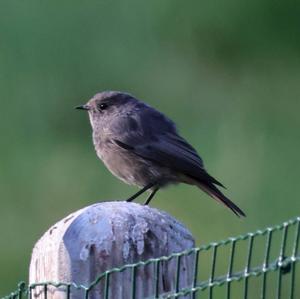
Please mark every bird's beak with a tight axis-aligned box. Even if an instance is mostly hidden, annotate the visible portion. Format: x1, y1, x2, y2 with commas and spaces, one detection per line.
75, 104, 90, 111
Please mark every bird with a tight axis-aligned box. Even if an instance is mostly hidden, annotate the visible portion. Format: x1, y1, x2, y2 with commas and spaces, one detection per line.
76, 91, 245, 217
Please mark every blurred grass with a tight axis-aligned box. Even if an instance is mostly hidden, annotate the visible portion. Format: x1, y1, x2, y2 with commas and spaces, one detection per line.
0, 0, 300, 296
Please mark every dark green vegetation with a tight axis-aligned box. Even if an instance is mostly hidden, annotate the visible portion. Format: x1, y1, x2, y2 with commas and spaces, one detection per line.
0, 0, 299, 296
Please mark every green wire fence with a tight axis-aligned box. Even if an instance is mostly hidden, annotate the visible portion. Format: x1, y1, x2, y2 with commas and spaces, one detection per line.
3, 216, 300, 299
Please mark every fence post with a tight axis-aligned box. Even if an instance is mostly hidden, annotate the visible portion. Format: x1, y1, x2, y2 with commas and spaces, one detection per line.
29, 201, 195, 298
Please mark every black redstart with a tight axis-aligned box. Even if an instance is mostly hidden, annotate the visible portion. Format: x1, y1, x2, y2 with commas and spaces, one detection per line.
76, 91, 245, 217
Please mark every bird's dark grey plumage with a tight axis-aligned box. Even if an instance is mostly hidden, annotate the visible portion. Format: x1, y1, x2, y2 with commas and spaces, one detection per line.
76, 91, 245, 217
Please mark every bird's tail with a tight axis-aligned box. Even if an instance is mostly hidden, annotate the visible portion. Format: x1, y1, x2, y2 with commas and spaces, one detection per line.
196, 181, 246, 217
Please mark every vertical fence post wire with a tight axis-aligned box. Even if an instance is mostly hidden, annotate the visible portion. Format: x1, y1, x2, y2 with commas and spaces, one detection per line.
243, 234, 254, 299
43, 284, 47, 299
262, 229, 273, 299
277, 223, 288, 299
154, 260, 160, 298
192, 249, 200, 299
66, 284, 71, 299
290, 219, 300, 299
104, 272, 110, 299
131, 266, 137, 299
84, 288, 89, 299
28, 285, 32, 299
208, 244, 218, 299
226, 240, 236, 299
261, 229, 272, 299
175, 255, 182, 294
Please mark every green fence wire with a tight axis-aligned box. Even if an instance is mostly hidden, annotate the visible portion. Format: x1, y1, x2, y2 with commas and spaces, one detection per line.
3, 216, 300, 299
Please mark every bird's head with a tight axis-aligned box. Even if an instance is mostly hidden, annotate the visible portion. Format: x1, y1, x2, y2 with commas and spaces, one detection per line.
76, 91, 137, 129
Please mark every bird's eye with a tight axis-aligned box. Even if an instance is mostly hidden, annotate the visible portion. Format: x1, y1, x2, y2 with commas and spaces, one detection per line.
98, 103, 108, 111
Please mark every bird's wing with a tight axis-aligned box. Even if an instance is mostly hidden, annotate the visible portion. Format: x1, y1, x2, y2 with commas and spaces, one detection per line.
110, 108, 224, 188
114, 133, 224, 188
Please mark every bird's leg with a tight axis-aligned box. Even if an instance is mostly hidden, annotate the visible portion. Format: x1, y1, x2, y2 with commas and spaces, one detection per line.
126, 182, 155, 202
144, 187, 159, 205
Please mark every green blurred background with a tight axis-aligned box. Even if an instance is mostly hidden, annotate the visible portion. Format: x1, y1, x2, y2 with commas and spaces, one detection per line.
0, 0, 299, 295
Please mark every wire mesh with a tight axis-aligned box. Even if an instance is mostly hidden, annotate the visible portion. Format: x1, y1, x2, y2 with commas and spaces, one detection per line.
2, 216, 300, 299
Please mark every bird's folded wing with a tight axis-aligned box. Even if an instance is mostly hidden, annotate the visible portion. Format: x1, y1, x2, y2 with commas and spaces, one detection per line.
114, 132, 224, 188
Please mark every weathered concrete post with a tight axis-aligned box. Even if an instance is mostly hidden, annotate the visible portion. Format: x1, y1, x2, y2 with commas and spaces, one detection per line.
29, 202, 195, 298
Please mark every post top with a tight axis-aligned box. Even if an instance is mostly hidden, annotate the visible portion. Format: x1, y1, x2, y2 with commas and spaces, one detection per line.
30, 201, 195, 298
